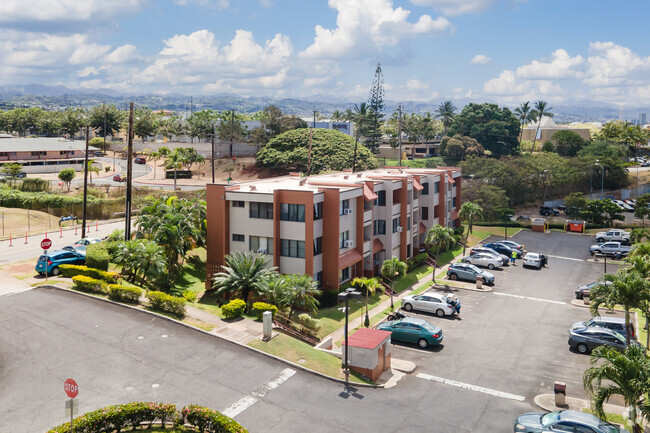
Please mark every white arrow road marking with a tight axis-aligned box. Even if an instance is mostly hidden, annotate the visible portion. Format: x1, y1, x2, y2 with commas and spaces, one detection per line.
222, 368, 296, 418
417, 373, 525, 401
494, 292, 566, 305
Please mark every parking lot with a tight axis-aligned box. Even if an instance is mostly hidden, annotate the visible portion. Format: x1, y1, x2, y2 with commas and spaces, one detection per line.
389, 229, 623, 406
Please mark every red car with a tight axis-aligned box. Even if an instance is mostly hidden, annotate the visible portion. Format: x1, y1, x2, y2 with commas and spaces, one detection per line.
134, 156, 146, 164
113, 174, 126, 182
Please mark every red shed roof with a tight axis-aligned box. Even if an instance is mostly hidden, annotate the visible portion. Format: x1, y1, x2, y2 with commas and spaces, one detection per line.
346, 328, 391, 349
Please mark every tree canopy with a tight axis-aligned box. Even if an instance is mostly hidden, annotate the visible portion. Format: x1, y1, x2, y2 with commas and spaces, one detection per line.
450, 103, 520, 157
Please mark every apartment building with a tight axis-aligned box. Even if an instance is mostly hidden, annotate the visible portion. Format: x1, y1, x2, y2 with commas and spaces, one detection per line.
206, 167, 461, 292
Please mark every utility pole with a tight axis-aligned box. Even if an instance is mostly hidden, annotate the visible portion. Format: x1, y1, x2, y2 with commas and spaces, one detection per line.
81, 126, 90, 239
313, 110, 317, 128
211, 124, 216, 183
124, 102, 134, 242
397, 104, 403, 167
307, 128, 313, 176
190, 96, 194, 143
229, 109, 235, 158
102, 101, 107, 153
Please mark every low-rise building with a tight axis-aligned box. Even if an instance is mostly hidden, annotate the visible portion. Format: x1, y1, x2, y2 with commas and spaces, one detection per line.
0, 137, 98, 174
206, 167, 461, 292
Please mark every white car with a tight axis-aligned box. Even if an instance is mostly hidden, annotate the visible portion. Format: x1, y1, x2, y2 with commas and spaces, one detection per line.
462, 253, 502, 270
523, 252, 544, 269
401, 292, 456, 317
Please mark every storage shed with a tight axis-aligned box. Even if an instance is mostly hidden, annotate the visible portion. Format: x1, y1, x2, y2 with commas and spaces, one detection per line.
343, 328, 391, 381
531, 218, 546, 233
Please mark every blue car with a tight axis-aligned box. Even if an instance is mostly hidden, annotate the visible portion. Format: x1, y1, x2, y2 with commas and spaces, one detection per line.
35, 250, 86, 276
484, 242, 522, 258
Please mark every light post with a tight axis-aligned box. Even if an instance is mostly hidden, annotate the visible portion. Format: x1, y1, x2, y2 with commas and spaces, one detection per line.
595, 162, 604, 198
338, 288, 362, 385
542, 169, 549, 204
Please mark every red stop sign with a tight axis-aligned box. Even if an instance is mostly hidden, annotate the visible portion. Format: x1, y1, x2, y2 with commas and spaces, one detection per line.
41, 238, 52, 250
64, 378, 78, 398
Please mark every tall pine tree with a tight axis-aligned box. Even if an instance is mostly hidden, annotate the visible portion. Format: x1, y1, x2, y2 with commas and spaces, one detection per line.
366, 63, 385, 153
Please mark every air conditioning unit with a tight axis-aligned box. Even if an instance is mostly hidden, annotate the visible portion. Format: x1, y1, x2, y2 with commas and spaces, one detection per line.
397, 226, 403, 232
344, 240, 354, 248
343, 209, 353, 215
257, 249, 267, 254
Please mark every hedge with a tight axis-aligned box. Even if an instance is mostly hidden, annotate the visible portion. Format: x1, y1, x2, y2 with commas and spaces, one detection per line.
108, 284, 142, 304
297, 313, 322, 331
72, 275, 107, 294
59, 264, 119, 283
177, 404, 248, 433
251, 302, 278, 320
407, 252, 429, 272
221, 299, 246, 319
146, 291, 186, 318
86, 243, 110, 271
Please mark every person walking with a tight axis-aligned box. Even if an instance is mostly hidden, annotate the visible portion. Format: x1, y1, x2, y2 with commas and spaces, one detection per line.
511, 250, 517, 265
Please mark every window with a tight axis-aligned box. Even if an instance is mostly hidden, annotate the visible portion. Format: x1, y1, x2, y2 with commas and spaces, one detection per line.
31, 151, 46, 156
232, 201, 244, 208
314, 202, 323, 220
0, 152, 8, 157
407, 216, 411, 229
249, 202, 273, 219
313, 237, 322, 255
374, 190, 386, 206
340, 231, 350, 248
434, 182, 440, 194
422, 182, 429, 195
373, 219, 386, 235
452, 197, 457, 208
59, 151, 73, 156
281, 239, 305, 258
232, 234, 244, 242
551, 422, 576, 432
339, 266, 350, 283
340, 199, 350, 215
250, 236, 273, 253
314, 271, 323, 288
392, 217, 401, 233
280, 203, 305, 222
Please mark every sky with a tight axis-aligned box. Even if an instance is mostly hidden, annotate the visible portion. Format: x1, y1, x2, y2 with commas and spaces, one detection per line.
0, 0, 648, 108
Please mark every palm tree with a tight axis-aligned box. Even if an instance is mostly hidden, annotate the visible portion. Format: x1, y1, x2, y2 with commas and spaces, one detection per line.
459, 202, 483, 255
165, 150, 186, 190
513, 101, 538, 144
134, 239, 166, 289
630, 241, 650, 259
381, 258, 407, 310
435, 101, 456, 136
86, 159, 101, 183
590, 271, 650, 345
352, 277, 381, 327
621, 255, 650, 347
212, 251, 277, 308
583, 344, 650, 433
532, 100, 554, 151
331, 110, 343, 122
425, 225, 455, 284
113, 240, 142, 280
349, 102, 368, 172
280, 274, 321, 318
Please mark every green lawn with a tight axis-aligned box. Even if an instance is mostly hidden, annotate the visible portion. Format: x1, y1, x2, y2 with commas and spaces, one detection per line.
171, 248, 207, 295
248, 333, 373, 384
314, 293, 388, 336
581, 408, 632, 431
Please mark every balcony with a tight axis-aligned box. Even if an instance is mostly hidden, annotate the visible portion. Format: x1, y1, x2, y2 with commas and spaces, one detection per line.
364, 209, 372, 224
364, 240, 372, 255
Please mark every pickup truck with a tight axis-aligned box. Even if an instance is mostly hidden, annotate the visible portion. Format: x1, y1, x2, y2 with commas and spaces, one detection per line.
589, 241, 632, 257
595, 229, 630, 244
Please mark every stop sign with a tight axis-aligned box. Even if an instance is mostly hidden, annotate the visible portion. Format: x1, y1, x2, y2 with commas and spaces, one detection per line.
41, 238, 52, 250
64, 378, 78, 398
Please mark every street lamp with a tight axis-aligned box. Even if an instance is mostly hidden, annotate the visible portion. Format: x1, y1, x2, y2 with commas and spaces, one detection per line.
595, 162, 604, 198
542, 169, 549, 204
338, 288, 362, 385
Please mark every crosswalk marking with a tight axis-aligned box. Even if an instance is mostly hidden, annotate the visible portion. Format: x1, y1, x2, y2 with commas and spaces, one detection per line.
417, 373, 525, 401
222, 368, 296, 418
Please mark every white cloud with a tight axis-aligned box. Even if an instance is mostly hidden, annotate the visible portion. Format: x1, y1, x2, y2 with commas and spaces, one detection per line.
105, 44, 140, 64
260, 0, 272, 6
173, 0, 229, 8
482, 70, 526, 95
299, 0, 451, 60
516, 49, 584, 79
470, 54, 490, 64
0, 0, 147, 25
584, 41, 650, 87
408, 0, 529, 15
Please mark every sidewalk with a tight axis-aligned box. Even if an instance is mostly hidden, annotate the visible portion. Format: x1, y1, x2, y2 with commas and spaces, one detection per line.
534, 394, 629, 421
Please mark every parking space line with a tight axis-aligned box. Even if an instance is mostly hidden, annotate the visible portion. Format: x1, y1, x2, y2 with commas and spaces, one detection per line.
547, 254, 585, 262
493, 292, 566, 305
416, 373, 525, 401
222, 368, 296, 418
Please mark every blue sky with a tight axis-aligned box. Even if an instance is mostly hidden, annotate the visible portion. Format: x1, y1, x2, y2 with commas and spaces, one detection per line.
0, 0, 648, 107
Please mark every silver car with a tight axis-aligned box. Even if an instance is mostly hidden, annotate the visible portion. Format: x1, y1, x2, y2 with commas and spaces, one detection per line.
514, 410, 628, 432
462, 253, 501, 270
522, 252, 543, 269
401, 292, 456, 317
469, 247, 509, 266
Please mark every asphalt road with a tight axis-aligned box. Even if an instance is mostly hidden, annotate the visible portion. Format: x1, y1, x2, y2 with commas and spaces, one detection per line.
0, 230, 623, 433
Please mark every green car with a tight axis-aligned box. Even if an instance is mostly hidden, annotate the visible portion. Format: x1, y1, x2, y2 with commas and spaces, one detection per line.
377, 317, 443, 348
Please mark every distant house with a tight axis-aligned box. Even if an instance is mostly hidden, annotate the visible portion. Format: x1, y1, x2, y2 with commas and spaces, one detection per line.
0, 136, 98, 174
521, 117, 590, 143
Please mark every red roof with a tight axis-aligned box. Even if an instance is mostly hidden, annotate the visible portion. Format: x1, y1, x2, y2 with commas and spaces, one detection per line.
363, 184, 378, 201
373, 238, 384, 253
339, 249, 363, 270
346, 328, 391, 349
412, 177, 424, 191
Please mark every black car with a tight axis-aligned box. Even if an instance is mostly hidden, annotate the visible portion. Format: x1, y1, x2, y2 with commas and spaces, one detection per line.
539, 206, 559, 216
483, 242, 522, 258
574, 281, 612, 300
568, 327, 639, 354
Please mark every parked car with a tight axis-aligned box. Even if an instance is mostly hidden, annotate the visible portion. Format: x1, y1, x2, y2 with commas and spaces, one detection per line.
568, 327, 639, 354
113, 174, 126, 182
134, 156, 147, 164
401, 292, 456, 317
539, 206, 559, 216
62, 245, 87, 254
514, 410, 629, 432
35, 250, 86, 276
571, 316, 636, 341
574, 281, 612, 300
589, 241, 631, 257
522, 252, 545, 269
446, 263, 495, 285
483, 242, 522, 258
74, 237, 102, 246
595, 229, 630, 244
614, 200, 634, 212
376, 317, 443, 348
496, 240, 525, 252
461, 253, 502, 270
469, 247, 509, 265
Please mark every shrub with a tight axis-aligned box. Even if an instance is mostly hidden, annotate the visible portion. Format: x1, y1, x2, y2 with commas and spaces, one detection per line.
59, 264, 119, 283
108, 284, 142, 304
297, 313, 322, 331
251, 302, 278, 320
86, 243, 110, 271
221, 299, 246, 319
146, 291, 186, 318
317, 289, 340, 308
542, 141, 555, 152
18, 177, 49, 192
182, 289, 199, 303
177, 404, 248, 433
407, 252, 429, 272
72, 275, 107, 294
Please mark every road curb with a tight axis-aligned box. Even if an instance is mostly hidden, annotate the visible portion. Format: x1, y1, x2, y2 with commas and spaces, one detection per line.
39, 284, 383, 389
